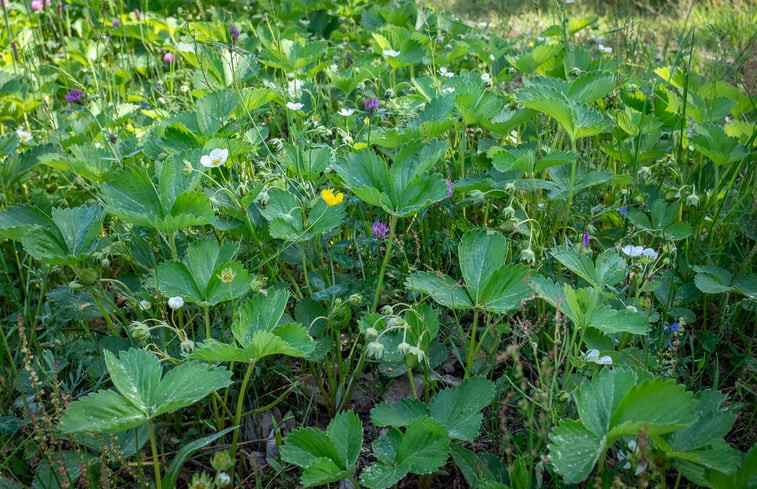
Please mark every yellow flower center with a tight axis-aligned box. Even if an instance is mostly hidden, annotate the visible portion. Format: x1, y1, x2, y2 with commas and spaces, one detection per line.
321, 189, 344, 206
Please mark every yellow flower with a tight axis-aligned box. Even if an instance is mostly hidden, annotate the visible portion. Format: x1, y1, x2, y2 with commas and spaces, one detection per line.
321, 189, 344, 206
353, 142, 368, 151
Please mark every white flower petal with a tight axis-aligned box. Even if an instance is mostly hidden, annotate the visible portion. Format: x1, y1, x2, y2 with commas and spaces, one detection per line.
167, 296, 184, 309
382, 49, 400, 58
286, 102, 304, 111
622, 245, 644, 257
338, 108, 355, 117
642, 248, 658, 260
200, 155, 214, 167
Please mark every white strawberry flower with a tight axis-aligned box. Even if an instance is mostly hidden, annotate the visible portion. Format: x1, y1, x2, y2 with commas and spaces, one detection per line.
16, 127, 32, 144
200, 148, 229, 168
382, 49, 400, 58
167, 296, 184, 309
286, 102, 304, 111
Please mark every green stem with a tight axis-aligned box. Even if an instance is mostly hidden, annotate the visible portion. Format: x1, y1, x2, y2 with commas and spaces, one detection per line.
230, 360, 257, 478
407, 368, 418, 400
301, 242, 311, 294
91, 287, 119, 338
464, 308, 480, 379
370, 215, 397, 313
168, 231, 178, 260
147, 419, 162, 489
203, 305, 211, 340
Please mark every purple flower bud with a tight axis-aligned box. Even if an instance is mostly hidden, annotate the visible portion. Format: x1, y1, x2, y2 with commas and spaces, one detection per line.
163, 52, 175, 65
371, 220, 390, 240
364, 98, 380, 112
582, 231, 590, 248
229, 25, 240, 43
445, 179, 453, 199
64, 89, 85, 104
112, 18, 122, 28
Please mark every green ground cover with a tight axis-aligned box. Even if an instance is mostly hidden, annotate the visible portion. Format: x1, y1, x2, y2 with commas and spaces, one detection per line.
0, 0, 755, 487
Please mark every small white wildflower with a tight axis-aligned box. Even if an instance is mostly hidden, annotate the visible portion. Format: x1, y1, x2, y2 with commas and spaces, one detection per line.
338, 107, 355, 117
298, 19, 310, 26
167, 296, 184, 310
641, 248, 658, 260
597, 43, 605, 52
16, 127, 32, 143
180, 84, 190, 93
688, 145, 694, 151
442, 87, 455, 94
382, 49, 400, 58
200, 148, 229, 168
286, 102, 304, 111
625, 305, 638, 313
621, 245, 644, 257
216, 472, 232, 488
481, 72, 491, 83
603, 46, 613, 54
585, 349, 613, 365
139, 299, 151, 311
489, 54, 495, 61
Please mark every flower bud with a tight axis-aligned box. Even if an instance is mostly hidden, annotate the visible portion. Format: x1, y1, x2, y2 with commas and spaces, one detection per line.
366, 341, 385, 360
520, 247, 536, 264
397, 341, 412, 355
180, 338, 195, 354
130, 321, 151, 340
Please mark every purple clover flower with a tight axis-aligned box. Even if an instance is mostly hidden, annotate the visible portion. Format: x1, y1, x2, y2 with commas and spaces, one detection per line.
229, 25, 240, 43
65, 89, 85, 104
371, 220, 390, 240
163, 52, 175, 65
445, 179, 454, 199
364, 98, 380, 113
